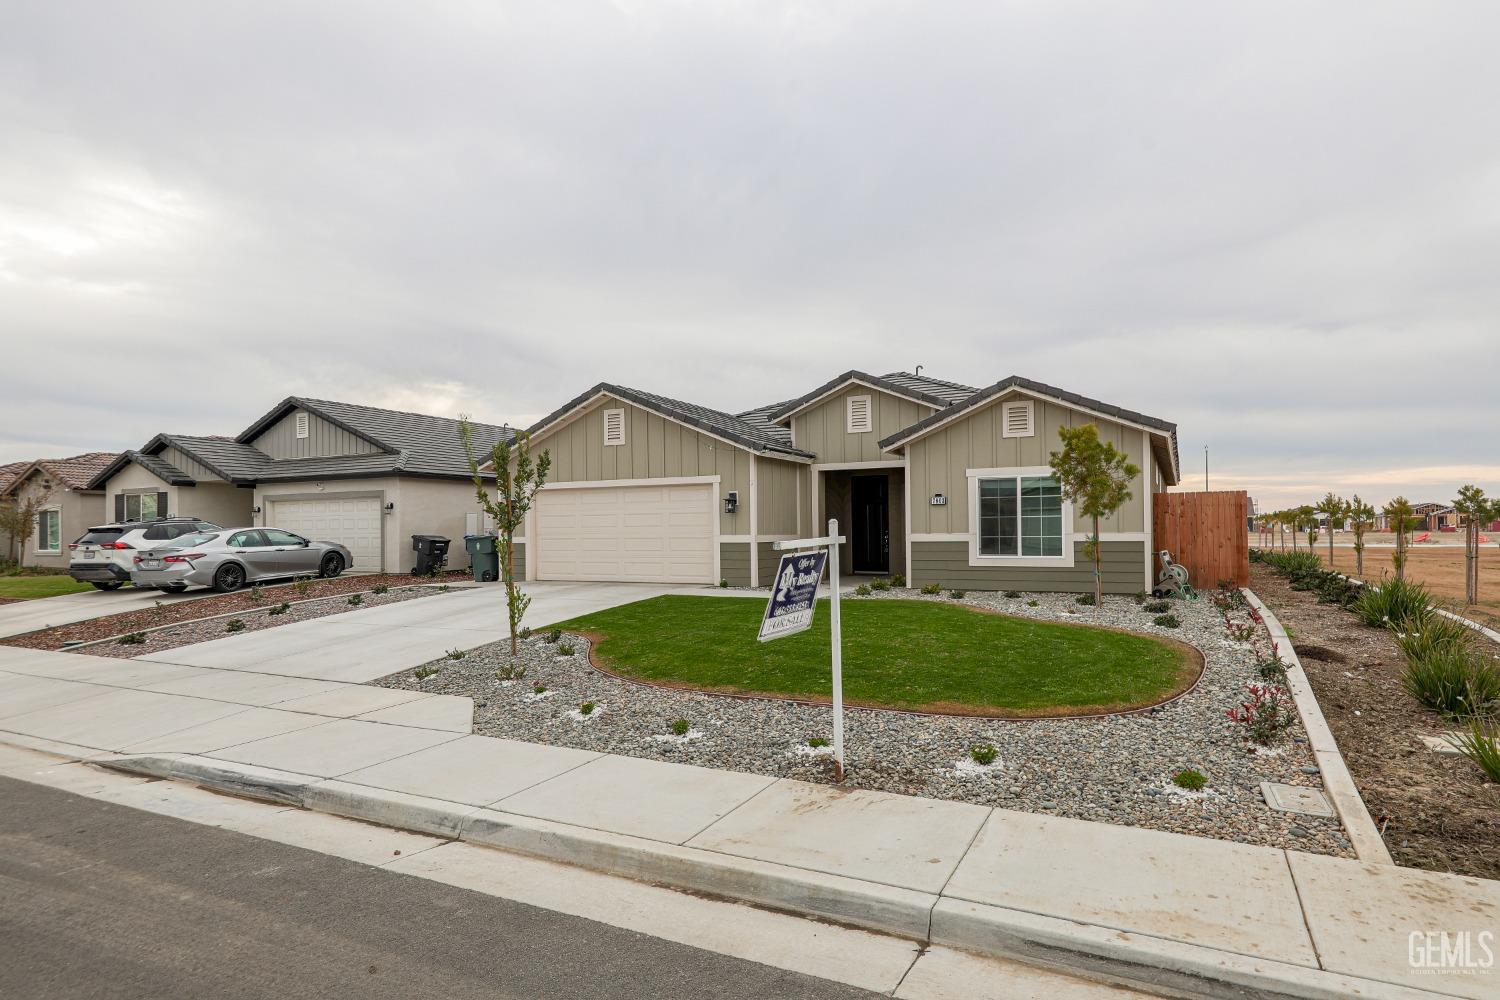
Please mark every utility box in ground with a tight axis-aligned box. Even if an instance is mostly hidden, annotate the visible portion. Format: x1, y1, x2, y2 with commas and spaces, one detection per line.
410, 534, 451, 576
464, 534, 499, 582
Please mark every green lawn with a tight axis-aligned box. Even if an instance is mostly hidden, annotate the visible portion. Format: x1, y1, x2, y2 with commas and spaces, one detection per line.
0, 575, 96, 600
554, 596, 1198, 716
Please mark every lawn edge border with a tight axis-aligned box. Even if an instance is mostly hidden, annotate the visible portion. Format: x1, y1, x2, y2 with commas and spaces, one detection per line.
1241, 588, 1394, 865
564, 597, 1208, 722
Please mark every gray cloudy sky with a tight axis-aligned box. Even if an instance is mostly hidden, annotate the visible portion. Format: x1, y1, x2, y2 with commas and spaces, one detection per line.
3, 2, 1496, 509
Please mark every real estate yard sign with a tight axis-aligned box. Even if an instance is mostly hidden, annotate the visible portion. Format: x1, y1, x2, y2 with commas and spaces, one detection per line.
757, 550, 829, 642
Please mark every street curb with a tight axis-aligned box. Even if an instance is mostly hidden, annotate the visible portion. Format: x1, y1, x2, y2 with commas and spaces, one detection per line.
1241, 589, 1394, 865
89, 751, 1455, 1000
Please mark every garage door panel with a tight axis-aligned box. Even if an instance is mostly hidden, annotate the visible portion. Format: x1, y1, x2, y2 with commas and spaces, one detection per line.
536, 484, 713, 584
268, 497, 383, 573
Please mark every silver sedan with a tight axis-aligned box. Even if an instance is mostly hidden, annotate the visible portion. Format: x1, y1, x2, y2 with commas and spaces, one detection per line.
130, 528, 354, 593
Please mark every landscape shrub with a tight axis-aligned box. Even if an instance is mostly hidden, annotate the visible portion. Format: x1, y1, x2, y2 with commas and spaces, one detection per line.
948, 589, 966, 600
1353, 577, 1433, 631
1393, 613, 1474, 664
1132, 591, 1148, 605
558, 642, 576, 656
889, 573, 906, 588
1451, 721, 1500, 782
1172, 768, 1207, 791
919, 582, 940, 595
117, 631, 146, 645
372, 583, 390, 595
268, 602, 290, 616
519, 626, 533, 639
1075, 593, 1096, 606
545, 628, 562, 644
446, 648, 465, 660
1026, 599, 1039, 607
670, 718, 691, 736
1225, 619, 1258, 643
248, 584, 265, 604
346, 593, 363, 607
1153, 614, 1181, 628
532, 682, 547, 695
1143, 600, 1171, 614
854, 583, 872, 597
807, 737, 829, 748
414, 664, 440, 680
719, 579, 728, 588
969, 743, 998, 766
496, 663, 526, 681
871, 578, 891, 592
1225, 683, 1297, 745
1004, 590, 1022, 599
1402, 648, 1500, 719
293, 579, 312, 598
1256, 655, 1289, 684
579, 701, 596, 716
225, 618, 246, 633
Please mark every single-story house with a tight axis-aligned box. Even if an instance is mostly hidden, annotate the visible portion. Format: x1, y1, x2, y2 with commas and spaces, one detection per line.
89, 399, 511, 574
1, 453, 118, 570
511, 371, 1180, 593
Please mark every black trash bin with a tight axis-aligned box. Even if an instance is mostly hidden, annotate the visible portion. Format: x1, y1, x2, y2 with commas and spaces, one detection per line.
464, 534, 499, 583
410, 534, 451, 577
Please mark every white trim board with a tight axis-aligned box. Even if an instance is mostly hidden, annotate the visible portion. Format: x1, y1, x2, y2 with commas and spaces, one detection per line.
774, 377, 940, 427
965, 467, 1075, 569
540, 475, 722, 490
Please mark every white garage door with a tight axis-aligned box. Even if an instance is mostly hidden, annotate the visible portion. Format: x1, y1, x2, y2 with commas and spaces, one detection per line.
268, 497, 383, 572
535, 484, 714, 584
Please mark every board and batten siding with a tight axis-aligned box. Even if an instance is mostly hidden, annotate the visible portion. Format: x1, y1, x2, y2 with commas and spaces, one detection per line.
754, 458, 802, 536
907, 393, 1147, 536
790, 385, 936, 464
531, 395, 754, 537
159, 447, 225, 482
911, 540, 1146, 593
720, 541, 751, 587
251, 409, 383, 461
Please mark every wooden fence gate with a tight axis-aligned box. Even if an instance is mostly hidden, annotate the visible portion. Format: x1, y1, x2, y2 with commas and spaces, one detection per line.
1152, 490, 1249, 588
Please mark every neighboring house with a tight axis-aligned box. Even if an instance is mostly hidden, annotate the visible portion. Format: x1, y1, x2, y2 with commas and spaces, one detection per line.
514, 371, 1180, 593
0, 453, 118, 569
90, 400, 510, 574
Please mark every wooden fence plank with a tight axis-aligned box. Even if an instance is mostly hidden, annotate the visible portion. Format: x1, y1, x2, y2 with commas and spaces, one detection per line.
1151, 490, 1249, 588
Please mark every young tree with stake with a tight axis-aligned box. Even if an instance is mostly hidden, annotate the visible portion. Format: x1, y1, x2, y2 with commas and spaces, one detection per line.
1347, 495, 1375, 577
1049, 424, 1140, 609
1314, 492, 1347, 568
1383, 496, 1415, 581
1453, 485, 1498, 606
459, 419, 551, 657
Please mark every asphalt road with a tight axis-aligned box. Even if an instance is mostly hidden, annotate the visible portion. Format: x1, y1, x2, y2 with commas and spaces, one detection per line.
0, 776, 882, 1000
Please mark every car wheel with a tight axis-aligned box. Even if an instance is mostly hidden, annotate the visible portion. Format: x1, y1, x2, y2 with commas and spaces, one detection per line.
91, 582, 123, 591
213, 563, 246, 593
319, 553, 345, 579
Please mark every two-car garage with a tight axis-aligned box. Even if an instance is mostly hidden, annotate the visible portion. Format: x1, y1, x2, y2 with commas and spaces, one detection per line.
533, 483, 715, 585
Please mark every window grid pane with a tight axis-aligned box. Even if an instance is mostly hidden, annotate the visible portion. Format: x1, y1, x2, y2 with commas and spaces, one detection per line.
978, 478, 1017, 556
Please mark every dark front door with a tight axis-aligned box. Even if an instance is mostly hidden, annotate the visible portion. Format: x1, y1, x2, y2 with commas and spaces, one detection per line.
851, 475, 890, 573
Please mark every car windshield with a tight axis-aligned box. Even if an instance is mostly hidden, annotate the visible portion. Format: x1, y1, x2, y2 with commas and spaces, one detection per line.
78, 529, 125, 545
172, 532, 221, 547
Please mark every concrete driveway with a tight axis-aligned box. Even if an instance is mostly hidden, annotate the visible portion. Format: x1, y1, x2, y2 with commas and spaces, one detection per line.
136, 581, 697, 683
0, 585, 217, 640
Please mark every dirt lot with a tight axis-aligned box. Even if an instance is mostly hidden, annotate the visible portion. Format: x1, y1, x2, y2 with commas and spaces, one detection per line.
1256, 537, 1500, 630
1250, 564, 1500, 880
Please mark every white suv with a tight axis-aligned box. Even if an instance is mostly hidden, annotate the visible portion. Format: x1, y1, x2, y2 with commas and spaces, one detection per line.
69, 517, 224, 591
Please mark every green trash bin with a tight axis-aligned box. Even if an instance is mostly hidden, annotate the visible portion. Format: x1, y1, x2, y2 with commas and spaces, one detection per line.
464, 534, 499, 583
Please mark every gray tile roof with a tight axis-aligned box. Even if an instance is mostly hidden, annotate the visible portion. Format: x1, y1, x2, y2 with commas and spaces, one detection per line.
766, 370, 973, 423
733, 400, 797, 446
87, 434, 269, 488
877, 375, 1180, 476
131, 452, 194, 486
529, 384, 814, 460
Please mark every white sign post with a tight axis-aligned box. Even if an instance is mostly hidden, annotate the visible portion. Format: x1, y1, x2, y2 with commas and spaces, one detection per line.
769, 518, 847, 780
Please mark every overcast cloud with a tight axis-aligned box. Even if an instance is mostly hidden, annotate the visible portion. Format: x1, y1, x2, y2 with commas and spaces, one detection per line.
2, 1, 1496, 509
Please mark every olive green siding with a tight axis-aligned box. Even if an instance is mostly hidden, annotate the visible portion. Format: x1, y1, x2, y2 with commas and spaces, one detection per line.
252, 409, 382, 460
907, 392, 1147, 536
910, 540, 1146, 593
755, 457, 802, 536
755, 542, 781, 588
532, 394, 756, 537
160, 446, 226, 483
720, 541, 751, 587
790, 385, 936, 463
509, 541, 525, 581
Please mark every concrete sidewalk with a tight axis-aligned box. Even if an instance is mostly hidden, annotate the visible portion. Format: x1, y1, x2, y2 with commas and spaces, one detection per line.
1, 649, 1495, 999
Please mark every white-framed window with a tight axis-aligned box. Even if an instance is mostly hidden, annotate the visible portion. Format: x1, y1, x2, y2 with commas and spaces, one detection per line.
1001, 400, 1034, 438
295, 411, 310, 439
846, 394, 872, 434
35, 508, 61, 553
123, 493, 159, 522
602, 407, 626, 447
966, 467, 1072, 566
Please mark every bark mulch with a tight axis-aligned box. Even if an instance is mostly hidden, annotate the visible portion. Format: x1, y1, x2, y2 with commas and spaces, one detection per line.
1250, 564, 1500, 880
0, 571, 472, 650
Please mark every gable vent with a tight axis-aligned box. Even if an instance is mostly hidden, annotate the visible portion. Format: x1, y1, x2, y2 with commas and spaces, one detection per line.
603, 408, 626, 447
846, 394, 873, 434
294, 411, 310, 439
1002, 400, 1034, 438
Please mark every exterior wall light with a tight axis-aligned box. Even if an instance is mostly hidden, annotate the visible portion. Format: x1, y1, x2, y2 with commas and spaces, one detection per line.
723, 492, 738, 514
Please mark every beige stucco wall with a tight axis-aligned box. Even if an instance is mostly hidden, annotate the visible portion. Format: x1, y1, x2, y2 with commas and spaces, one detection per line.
530, 394, 757, 538
789, 384, 936, 463
5, 472, 105, 570
103, 461, 176, 522
906, 391, 1148, 536
250, 408, 382, 460
185, 483, 255, 528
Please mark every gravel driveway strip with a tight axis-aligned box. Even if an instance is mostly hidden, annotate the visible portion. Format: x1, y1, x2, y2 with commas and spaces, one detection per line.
380, 588, 1353, 857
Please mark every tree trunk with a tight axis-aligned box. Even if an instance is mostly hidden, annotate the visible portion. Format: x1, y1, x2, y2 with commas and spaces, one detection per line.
1327, 525, 1334, 567
1355, 533, 1364, 577
1092, 515, 1103, 610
